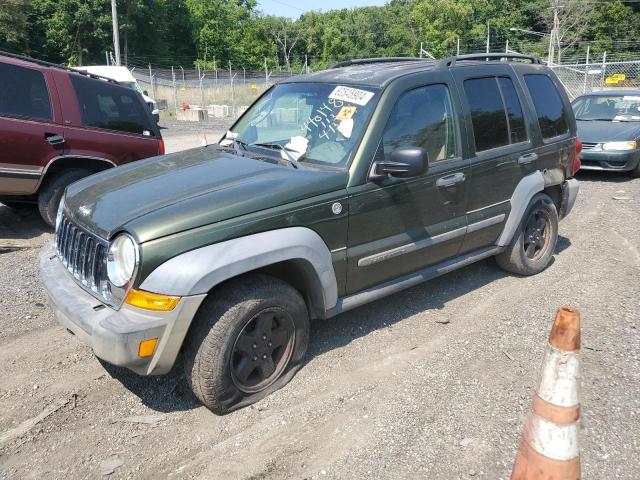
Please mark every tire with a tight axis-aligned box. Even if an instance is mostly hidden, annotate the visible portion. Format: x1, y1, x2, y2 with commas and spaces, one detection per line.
37, 169, 91, 227
496, 192, 559, 276
183, 273, 309, 415
630, 160, 640, 178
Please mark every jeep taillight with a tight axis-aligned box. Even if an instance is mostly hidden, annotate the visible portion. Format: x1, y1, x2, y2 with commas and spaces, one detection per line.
158, 138, 165, 156
572, 139, 582, 176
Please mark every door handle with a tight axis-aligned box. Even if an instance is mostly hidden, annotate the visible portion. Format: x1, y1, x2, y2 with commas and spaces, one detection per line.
518, 152, 538, 165
45, 133, 65, 146
436, 172, 466, 188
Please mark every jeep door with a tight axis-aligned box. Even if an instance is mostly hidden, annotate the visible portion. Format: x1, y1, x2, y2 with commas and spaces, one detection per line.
452, 65, 536, 253
0, 60, 65, 195
346, 72, 470, 294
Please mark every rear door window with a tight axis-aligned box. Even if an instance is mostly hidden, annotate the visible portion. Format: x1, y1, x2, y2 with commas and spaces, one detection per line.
498, 78, 527, 144
524, 74, 569, 139
0, 62, 52, 121
70, 74, 152, 135
463, 76, 528, 152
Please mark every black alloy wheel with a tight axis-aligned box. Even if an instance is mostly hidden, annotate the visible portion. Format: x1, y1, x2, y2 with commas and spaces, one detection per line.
231, 309, 295, 393
523, 207, 551, 260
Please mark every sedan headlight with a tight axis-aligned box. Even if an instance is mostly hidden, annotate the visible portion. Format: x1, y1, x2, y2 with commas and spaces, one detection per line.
106, 234, 138, 287
602, 141, 637, 151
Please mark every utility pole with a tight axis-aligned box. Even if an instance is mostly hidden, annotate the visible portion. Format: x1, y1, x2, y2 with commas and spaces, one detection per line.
486, 21, 490, 53
110, 0, 121, 66
582, 45, 590, 94
548, 0, 560, 66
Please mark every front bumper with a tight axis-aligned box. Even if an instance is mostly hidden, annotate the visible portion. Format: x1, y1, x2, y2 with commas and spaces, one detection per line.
40, 242, 205, 375
579, 149, 640, 172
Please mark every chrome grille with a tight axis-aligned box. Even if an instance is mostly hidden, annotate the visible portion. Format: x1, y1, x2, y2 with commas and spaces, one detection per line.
55, 212, 110, 301
581, 142, 598, 150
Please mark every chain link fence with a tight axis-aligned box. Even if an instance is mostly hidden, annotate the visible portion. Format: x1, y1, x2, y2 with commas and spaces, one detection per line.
130, 54, 640, 123
550, 58, 640, 99
131, 65, 297, 122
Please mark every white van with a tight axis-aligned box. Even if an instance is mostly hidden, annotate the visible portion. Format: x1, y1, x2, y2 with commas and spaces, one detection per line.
75, 65, 160, 123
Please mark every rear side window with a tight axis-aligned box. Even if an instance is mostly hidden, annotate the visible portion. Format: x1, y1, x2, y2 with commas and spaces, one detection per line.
524, 74, 569, 139
498, 78, 527, 144
464, 77, 528, 152
0, 62, 51, 121
70, 74, 151, 134
383, 83, 458, 163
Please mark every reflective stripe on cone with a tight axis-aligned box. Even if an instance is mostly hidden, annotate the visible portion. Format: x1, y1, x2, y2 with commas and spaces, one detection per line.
511, 307, 581, 480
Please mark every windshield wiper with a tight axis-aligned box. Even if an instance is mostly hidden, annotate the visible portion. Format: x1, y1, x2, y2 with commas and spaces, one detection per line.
577, 118, 613, 122
250, 142, 303, 169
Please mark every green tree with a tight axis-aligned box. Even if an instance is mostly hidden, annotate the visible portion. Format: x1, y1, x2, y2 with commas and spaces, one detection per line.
29, 0, 112, 65
0, 0, 31, 53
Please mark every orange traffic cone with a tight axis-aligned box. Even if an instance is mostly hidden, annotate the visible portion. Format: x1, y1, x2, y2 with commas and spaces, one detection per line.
511, 306, 581, 480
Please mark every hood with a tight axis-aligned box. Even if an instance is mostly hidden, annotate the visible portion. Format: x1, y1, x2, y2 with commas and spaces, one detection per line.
576, 119, 640, 143
64, 147, 348, 243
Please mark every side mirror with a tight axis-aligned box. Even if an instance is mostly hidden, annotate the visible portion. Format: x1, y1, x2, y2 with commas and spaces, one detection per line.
372, 147, 429, 179
143, 90, 149, 96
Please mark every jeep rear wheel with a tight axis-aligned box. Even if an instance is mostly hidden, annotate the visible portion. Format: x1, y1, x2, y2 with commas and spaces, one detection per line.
183, 274, 309, 414
38, 169, 92, 227
496, 192, 558, 276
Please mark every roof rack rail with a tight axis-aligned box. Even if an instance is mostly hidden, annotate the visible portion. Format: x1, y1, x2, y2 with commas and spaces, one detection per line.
0, 50, 120, 84
331, 57, 428, 69
441, 53, 542, 68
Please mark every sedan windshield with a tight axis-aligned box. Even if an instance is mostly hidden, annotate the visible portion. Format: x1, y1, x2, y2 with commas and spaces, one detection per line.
572, 94, 640, 122
228, 82, 380, 168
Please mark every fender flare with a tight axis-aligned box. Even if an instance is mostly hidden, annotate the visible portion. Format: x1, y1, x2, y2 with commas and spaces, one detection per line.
496, 171, 545, 247
140, 227, 338, 312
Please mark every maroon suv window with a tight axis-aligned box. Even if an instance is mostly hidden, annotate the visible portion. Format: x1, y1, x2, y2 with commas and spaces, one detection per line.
70, 74, 152, 135
0, 62, 52, 121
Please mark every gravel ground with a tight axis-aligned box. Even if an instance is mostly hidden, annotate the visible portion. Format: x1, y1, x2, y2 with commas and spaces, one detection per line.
0, 169, 638, 480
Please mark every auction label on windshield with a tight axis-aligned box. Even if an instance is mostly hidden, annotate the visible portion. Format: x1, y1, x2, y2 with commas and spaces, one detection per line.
329, 86, 375, 106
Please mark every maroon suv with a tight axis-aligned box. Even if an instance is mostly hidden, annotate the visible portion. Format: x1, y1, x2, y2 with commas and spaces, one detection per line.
0, 52, 164, 226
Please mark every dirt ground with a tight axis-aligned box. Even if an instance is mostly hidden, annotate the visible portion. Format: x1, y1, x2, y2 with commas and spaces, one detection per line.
0, 151, 638, 478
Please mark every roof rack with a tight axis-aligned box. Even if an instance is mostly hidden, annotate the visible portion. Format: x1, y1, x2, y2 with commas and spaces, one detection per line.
0, 50, 120, 84
331, 57, 428, 69
441, 53, 542, 68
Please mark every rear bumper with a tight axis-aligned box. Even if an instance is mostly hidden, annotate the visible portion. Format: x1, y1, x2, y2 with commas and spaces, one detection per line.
559, 178, 579, 220
579, 150, 640, 172
40, 242, 205, 375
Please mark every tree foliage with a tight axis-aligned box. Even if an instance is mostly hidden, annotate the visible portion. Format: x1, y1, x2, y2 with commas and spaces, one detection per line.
0, 0, 637, 68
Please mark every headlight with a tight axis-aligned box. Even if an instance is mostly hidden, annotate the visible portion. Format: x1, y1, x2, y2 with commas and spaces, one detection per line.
602, 141, 637, 151
107, 234, 138, 287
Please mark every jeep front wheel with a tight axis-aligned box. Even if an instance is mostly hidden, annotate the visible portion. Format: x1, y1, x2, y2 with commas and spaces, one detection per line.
496, 192, 559, 276
183, 274, 309, 414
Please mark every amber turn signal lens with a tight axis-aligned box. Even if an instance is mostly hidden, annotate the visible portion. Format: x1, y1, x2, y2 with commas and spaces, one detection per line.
125, 289, 180, 311
138, 338, 158, 358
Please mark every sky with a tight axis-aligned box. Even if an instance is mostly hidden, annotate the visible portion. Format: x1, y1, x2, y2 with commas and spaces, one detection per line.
258, 0, 388, 18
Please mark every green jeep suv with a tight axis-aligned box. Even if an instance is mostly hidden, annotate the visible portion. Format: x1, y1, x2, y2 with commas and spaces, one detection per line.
40, 54, 580, 414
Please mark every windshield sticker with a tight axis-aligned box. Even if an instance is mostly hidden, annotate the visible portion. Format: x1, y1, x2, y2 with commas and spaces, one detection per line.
329, 86, 375, 106
337, 119, 354, 139
336, 106, 357, 121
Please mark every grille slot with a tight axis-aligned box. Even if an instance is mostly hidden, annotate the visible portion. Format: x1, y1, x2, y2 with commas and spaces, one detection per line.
55, 212, 110, 302
581, 142, 598, 150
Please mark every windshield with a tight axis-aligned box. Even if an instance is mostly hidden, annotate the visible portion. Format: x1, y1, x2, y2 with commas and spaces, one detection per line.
229, 82, 380, 168
121, 81, 143, 95
572, 94, 640, 121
